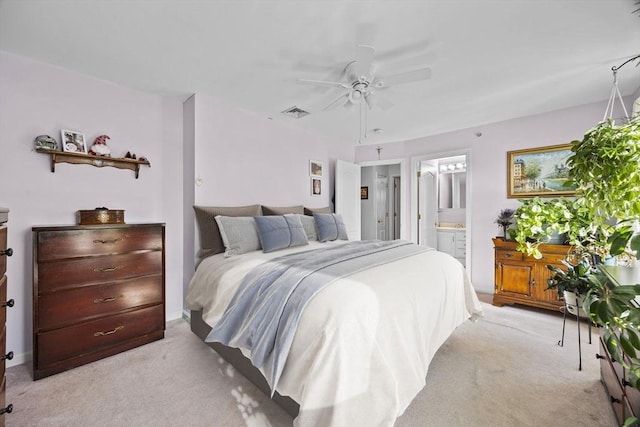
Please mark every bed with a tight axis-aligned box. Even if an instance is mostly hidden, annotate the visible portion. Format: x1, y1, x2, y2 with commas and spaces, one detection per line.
186, 205, 483, 427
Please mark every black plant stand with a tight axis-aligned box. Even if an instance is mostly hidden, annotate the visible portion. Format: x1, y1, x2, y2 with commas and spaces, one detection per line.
558, 300, 592, 371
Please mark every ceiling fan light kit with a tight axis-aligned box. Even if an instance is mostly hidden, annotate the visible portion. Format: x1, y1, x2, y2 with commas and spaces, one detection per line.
296, 44, 432, 143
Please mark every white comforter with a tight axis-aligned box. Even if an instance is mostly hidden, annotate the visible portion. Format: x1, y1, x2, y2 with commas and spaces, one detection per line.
186, 241, 483, 427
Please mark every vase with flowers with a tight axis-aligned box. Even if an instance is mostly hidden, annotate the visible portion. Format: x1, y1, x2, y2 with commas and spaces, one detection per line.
494, 208, 515, 241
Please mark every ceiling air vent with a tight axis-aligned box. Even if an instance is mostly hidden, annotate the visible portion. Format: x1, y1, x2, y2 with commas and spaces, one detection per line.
281, 106, 310, 119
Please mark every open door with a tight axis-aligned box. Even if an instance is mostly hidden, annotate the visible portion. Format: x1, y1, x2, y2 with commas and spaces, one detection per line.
335, 159, 361, 240
419, 167, 438, 247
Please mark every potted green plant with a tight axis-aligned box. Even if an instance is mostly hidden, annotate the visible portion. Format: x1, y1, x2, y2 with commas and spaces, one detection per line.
566, 118, 640, 426
567, 119, 640, 224
546, 259, 596, 318
512, 197, 574, 258
494, 208, 515, 240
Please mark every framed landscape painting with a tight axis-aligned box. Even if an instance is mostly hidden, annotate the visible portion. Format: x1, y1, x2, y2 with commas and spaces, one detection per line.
507, 144, 578, 198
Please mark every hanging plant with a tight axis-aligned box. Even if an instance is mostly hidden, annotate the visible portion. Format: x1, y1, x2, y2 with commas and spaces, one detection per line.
567, 119, 640, 222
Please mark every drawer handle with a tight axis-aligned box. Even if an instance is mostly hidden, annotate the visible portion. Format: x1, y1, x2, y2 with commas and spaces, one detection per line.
0, 248, 12, 257
94, 326, 124, 337
596, 353, 605, 360
610, 395, 621, 404
0, 404, 12, 415
93, 296, 121, 304
93, 238, 122, 245
2, 299, 13, 308
94, 265, 124, 273
504, 253, 512, 257
2, 351, 13, 361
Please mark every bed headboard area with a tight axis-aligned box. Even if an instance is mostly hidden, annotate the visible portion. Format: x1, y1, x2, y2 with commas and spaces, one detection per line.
193, 204, 333, 263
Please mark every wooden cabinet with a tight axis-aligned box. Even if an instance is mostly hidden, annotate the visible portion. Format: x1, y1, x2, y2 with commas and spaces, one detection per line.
0, 209, 13, 424
492, 238, 567, 311
32, 223, 165, 380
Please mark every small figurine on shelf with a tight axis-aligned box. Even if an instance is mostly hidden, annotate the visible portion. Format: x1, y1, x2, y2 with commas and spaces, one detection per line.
88, 135, 111, 157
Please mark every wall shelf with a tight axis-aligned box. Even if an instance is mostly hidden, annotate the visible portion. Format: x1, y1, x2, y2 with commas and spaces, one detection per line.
36, 149, 150, 179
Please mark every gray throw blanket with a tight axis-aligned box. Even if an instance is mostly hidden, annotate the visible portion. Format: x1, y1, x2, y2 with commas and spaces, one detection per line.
206, 240, 432, 392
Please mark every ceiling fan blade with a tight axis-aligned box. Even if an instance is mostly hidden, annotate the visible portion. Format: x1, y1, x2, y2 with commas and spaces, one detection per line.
354, 45, 375, 79
375, 67, 431, 88
323, 92, 350, 111
297, 78, 350, 89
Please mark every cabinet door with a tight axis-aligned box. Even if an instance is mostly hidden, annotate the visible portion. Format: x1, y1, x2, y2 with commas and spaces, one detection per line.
497, 262, 533, 297
533, 263, 562, 304
437, 231, 455, 256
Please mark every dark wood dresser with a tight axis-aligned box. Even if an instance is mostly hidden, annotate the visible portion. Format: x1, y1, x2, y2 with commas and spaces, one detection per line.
0, 208, 14, 423
598, 266, 640, 425
32, 223, 165, 380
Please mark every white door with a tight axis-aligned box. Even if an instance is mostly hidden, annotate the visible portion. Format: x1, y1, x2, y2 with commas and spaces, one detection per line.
335, 159, 361, 240
375, 174, 388, 240
393, 176, 401, 239
419, 168, 438, 247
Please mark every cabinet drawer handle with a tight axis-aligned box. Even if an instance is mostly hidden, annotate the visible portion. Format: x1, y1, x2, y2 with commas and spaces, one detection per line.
610, 395, 621, 404
596, 353, 605, 360
2, 299, 14, 308
93, 265, 124, 273
93, 296, 121, 304
93, 238, 122, 245
94, 326, 124, 337
0, 248, 12, 257
0, 403, 13, 415
504, 253, 513, 257
2, 351, 13, 361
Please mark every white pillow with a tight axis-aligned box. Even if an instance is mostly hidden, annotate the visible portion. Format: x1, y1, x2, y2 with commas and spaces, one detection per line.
214, 216, 261, 257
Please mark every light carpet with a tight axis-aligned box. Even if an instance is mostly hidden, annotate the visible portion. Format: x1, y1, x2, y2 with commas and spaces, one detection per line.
6, 302, 617, 426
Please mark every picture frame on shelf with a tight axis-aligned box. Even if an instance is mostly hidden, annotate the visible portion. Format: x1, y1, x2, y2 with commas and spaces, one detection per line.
311, 178, 321, 196
61, 130, 87, 154
310, 160, 323, 177
507, 143, 578, 198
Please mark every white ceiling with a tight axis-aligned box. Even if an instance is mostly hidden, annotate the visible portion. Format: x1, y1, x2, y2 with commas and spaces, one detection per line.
1, 0, 640, 145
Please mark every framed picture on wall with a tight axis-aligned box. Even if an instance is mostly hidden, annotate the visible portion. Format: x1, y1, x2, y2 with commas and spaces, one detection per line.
311, 178, 321, 196
507, 143, 578, 198
61, 130, 87, 154
361, 186, 369, 199
310, 160, 323, 177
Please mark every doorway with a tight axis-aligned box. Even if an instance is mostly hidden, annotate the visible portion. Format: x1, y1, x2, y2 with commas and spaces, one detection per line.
360, 159, 404, 241
411, 150, 471, 270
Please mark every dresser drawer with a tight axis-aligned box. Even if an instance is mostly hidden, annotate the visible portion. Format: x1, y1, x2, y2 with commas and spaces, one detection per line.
496, 249, 523, 262
0, 276, 6, 329
37, 226, 163, 261
36, 304, 163, 367
0, 326, 5, 381
0, 227, 6, 277
37, 251, 162, 293
38, 275, 163, 330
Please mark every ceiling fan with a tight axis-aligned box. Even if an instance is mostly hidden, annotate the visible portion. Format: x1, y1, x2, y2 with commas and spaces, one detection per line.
297, 44, 432, 143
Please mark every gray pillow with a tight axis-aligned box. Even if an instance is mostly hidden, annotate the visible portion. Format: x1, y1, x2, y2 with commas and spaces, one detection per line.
214, 216, 262, 257
262, 205, 304, 216
304, 206, 333, 216
297, 214, 317, 241
193, 205, 262, 259
254, 214, 308, 253
314, 213, 349, 242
